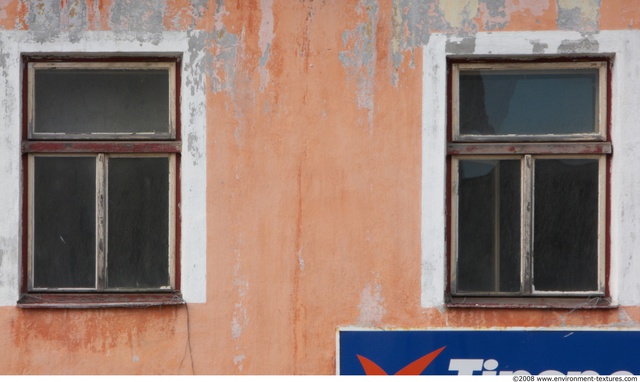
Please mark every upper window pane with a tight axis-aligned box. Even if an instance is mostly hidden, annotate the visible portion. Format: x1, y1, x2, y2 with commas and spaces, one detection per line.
30, 62, 174, 139
453, 62, 606, 141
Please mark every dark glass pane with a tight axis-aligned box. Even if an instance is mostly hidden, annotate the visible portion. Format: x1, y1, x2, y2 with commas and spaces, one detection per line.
533, 159, 599, 292
34, 69, 170, 136
459, 69, 598, 136
33, 156, 96, 288
457, 160, 521, 293
107, 157, 170, 289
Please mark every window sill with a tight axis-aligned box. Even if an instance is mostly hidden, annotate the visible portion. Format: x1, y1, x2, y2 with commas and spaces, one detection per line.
446, 296, 616, 309
17, 292, 185, 309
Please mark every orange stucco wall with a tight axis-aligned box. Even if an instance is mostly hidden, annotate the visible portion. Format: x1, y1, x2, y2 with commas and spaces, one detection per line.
1, 0, 640, 374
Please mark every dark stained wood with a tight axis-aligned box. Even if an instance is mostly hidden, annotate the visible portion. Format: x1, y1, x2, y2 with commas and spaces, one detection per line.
17, 292, 185, 309
23, 141, 182, 153
448, 142, 612, 156
446, 296, 615, 309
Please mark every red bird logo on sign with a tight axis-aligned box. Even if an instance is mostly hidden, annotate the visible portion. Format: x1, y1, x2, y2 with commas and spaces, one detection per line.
356, 346, 446, 375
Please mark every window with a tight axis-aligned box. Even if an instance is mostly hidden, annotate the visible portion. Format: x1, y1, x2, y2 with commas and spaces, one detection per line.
20, 57, 183, 307
448, 58, 611, 302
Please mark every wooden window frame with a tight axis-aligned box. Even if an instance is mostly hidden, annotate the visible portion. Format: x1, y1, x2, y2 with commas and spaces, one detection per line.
27, 61, 178, 141
19, 56, 184, 308
447, 57, 612, 307
451, 61, 608, 143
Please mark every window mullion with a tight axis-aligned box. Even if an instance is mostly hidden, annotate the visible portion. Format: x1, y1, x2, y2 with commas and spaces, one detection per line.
521, 155, 533, 295
96, 153, 106, 291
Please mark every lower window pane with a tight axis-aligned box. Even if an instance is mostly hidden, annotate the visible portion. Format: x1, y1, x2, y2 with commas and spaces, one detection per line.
533, 159, 599, 292
107, 157, 170, 289
457, 160, 521, 293
33, 156, 96, 289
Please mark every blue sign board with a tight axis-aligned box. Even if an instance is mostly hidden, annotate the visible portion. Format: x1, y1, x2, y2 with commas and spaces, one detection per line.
339, 330, 640, 375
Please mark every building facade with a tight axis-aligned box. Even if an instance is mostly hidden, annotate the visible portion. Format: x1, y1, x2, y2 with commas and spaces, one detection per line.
1, 0, 639, 374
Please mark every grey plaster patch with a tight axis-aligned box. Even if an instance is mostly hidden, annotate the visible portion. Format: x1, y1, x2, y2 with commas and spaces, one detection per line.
391, 0, 439, 66
257, 0, 274, 92
258, 43, 271, 93
212, 30, 240, 94
557, 36, 599, 54
191, 0, 210, 18
390, 0, 456, 86
187, 0, 240, 93
0, 41, 8, 78
530, 40, 549, 54
25, 0, 61, 43
187, 31, 212, 97
445, 36, 476, 54
479, 0, 508, 30
187, 131, 203, 166
61, 0, 88, 43
259, 43, 271, 67
339, 0, 379, 132
187, 24, 241, 144
110, 0, 167, 44
187, 27, 239, 95
558, 6, 583, 30
557, 1, 600, 31
215, 0, 225, 13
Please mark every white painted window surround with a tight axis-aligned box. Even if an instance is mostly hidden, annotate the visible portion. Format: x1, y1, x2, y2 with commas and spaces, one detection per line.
422, 31, 640, 307
0, 31, 207, 305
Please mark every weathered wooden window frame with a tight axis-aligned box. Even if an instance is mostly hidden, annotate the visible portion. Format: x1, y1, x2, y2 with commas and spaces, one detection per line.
447, 58, 611, 303
27, 61, 177, 141
451, 61, 608, 142
19, 57, 183, 308
26, 153, 177, 292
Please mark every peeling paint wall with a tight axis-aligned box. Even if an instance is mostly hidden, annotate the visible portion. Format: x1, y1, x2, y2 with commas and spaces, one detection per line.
1, 0, 640, 375
339, 0, 379, 133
